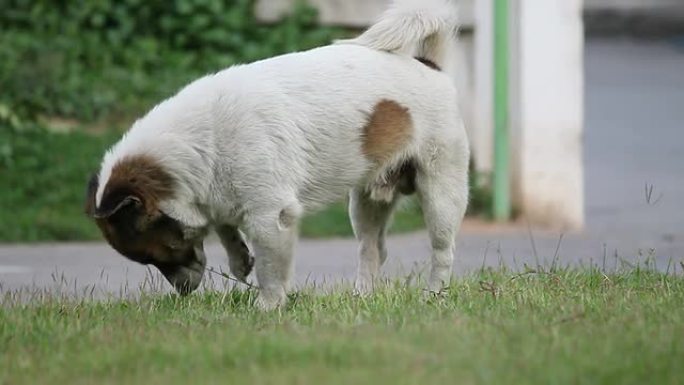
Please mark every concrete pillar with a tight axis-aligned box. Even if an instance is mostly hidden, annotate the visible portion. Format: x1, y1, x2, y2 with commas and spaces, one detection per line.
473, 0, 494, 175
509, 0, 585, 230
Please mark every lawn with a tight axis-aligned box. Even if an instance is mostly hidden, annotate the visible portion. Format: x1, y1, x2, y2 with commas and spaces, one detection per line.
1, 269, 682, 384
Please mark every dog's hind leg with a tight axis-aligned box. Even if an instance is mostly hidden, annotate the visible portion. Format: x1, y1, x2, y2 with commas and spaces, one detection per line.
349, 187, 400, 294
416, 140, 469, 294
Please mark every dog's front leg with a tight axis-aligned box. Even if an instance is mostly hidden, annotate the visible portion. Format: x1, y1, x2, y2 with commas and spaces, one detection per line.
216, 225, 254, 282
244, 204, 300, 310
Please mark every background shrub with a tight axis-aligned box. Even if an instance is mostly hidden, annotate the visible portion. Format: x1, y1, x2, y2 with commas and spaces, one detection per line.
0, 0, 344, 121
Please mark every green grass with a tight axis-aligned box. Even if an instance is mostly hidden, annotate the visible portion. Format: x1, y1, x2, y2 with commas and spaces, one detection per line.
300, 199, 426, 238
1, 269, 683, 384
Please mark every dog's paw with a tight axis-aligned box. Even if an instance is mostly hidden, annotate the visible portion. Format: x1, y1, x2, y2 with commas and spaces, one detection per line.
353, 279, 374, 297
255, 290, 286, 311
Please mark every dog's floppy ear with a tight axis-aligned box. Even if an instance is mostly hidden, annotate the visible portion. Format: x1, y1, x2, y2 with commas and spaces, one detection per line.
86, 155, 175, 234
85, 172, 143, 219
94, 194, 142, 219
85, 173, 99, 217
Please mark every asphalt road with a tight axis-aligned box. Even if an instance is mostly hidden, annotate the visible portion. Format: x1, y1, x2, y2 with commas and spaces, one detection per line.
2, 38, 683, 297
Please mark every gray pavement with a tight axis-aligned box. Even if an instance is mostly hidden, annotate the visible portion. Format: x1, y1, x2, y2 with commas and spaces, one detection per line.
2, 38, 684, 297
585, 37, 684, 238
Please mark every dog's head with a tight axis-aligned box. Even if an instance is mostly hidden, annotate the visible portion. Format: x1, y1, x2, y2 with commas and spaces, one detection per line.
85, 154, 207, 295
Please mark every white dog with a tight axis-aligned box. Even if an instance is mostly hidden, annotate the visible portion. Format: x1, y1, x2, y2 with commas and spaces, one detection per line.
85, 0, 469, 309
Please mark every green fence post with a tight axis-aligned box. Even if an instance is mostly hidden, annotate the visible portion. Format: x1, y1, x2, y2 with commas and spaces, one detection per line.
493, 0, 511, 221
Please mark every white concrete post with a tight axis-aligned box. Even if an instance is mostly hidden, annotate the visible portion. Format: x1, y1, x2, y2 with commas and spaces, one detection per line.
509, 0, 585, 230
473, 0, 494, 175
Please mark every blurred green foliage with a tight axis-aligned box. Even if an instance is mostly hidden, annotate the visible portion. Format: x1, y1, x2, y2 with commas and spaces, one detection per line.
0, 0, 344, 121
0, 124, 119, 241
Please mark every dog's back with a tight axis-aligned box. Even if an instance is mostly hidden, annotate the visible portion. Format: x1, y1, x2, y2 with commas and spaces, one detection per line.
205, 43, 458, 208
199, 0, 462, 211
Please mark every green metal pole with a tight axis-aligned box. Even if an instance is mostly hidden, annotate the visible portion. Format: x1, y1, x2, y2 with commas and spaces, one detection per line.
493, 0, 511, 221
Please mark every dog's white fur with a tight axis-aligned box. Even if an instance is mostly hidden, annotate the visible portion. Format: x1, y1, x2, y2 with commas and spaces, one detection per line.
95, 0, 469, 309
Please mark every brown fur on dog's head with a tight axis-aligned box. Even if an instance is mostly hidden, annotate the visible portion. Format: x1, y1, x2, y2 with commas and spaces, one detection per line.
85, 155, 206, 294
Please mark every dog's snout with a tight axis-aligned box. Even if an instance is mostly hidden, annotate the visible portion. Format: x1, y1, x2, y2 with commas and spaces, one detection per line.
155, 244, 206, 295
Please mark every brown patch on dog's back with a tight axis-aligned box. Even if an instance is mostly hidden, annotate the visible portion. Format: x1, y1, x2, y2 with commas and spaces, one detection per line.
362, 100, 413, 163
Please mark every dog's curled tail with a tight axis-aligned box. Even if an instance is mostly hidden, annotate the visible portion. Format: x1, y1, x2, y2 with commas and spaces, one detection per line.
336, 0, 458, 71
